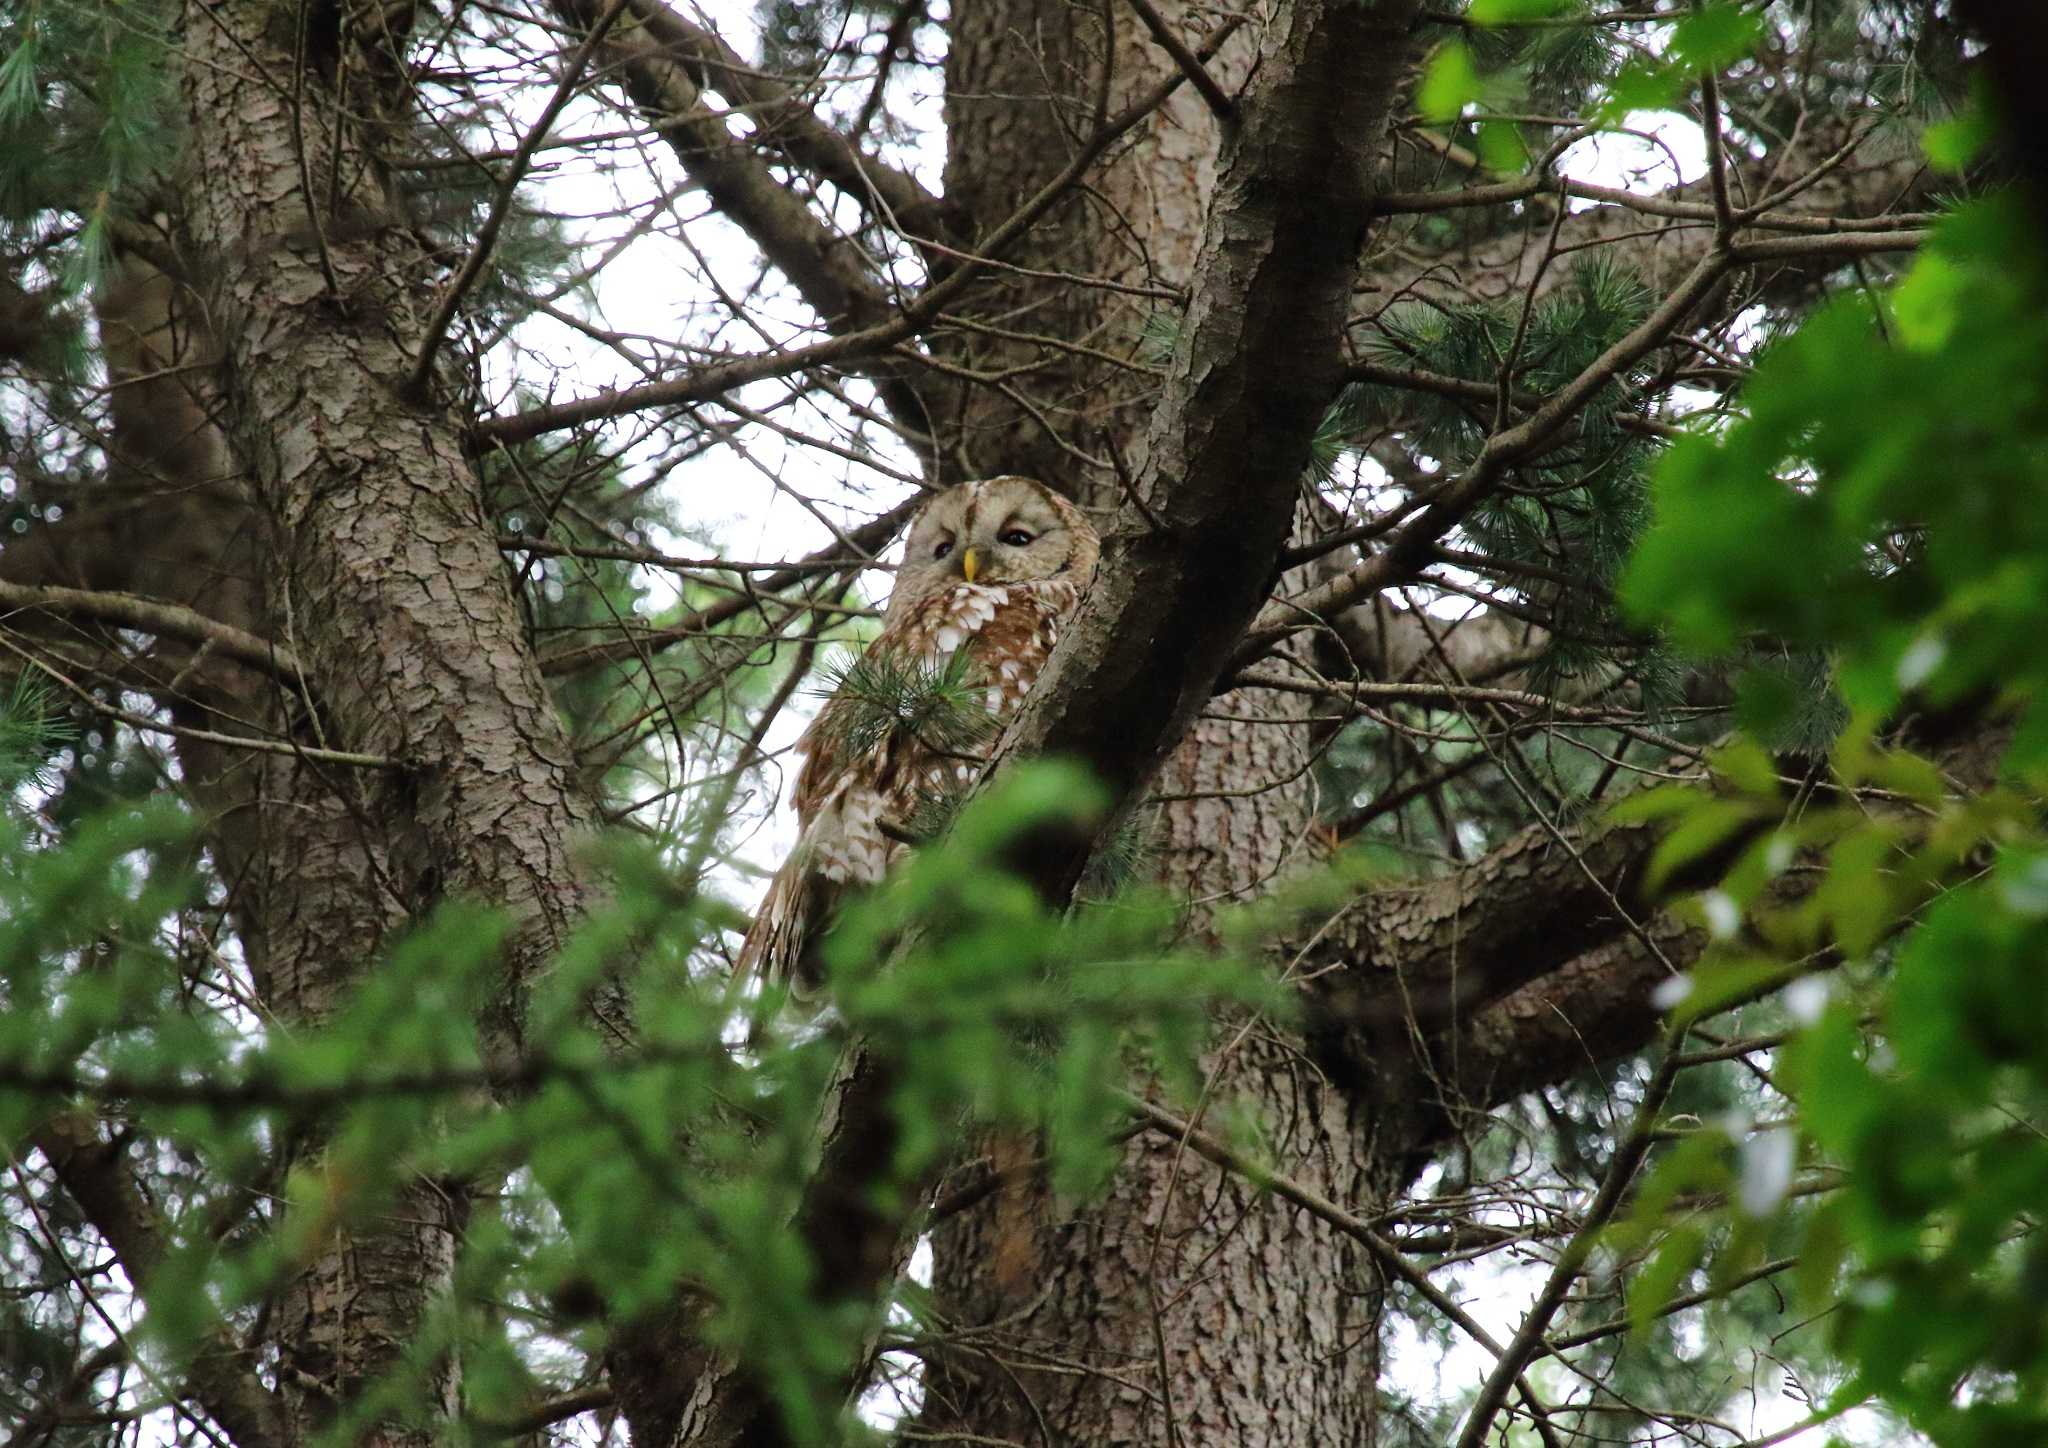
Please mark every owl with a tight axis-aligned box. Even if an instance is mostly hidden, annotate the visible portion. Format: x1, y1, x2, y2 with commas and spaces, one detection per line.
735, 476, 1101, 997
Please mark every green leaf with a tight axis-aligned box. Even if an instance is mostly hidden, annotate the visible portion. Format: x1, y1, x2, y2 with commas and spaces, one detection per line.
1782, 1009, 1878, 1157
1475, 118, 1529, 173
1629, 1222, 1707, 1338
1794, 1199, 1850, 1310
1606, 781, 1711, 825
1812, 829, 1899, 957
1923, 76, 1996, 172
1417, 41, 1481, 123
1890, 251, 1969, 352
1598, 59, 1685, 118
1833, 721, 1946, 808
1996, 850, 2048, 921
1663, 953, 1789, 1025
1708, 737, 1781, 798
1645, 797, 1764, 894
1667, 5, 1764, 72
1614, 1130, 1731, 1255
1469, 0, 1571, 21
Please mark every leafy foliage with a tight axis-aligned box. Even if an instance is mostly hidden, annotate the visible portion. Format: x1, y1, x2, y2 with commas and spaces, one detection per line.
1617, 167, 2048, 1442
0, 757, 1283, 1443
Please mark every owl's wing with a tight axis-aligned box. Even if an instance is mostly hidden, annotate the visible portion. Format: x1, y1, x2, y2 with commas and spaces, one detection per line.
732, 640, 918, 998
732, 583, 1075, 999
733, 765, 918, 998
734, 705, 845, 998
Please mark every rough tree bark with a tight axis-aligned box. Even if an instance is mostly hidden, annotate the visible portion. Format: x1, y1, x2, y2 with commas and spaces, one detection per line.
916, 4, 1423, 1443
6, 0, 614, 1441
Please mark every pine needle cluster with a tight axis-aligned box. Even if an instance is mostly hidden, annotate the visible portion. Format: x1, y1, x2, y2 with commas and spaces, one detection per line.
1368, 258, 1666, 687
0, 0, 179, 238
813, 647, 1000, 761
0, 676, 75, 795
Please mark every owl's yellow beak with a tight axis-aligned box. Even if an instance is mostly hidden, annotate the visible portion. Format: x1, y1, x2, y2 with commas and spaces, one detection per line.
960, 547, 980, 583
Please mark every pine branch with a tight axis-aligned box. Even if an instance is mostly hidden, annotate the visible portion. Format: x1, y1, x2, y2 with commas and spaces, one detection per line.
814, 649, 998, 760
32, 1113, 289, 1448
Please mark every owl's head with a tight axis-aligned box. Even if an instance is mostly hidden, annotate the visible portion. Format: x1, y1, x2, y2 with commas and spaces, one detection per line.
892, 477, 1100, 609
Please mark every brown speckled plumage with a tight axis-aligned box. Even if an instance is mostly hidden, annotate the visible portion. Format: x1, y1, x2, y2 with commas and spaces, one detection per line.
735, 477, 1100, 995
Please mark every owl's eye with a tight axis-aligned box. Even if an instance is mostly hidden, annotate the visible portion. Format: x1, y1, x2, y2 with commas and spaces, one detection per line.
933, 539, 954, 560
998, 528, 1035, 547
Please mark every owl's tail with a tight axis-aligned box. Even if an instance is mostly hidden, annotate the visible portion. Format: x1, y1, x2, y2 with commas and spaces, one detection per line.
733, 853, 836, 1012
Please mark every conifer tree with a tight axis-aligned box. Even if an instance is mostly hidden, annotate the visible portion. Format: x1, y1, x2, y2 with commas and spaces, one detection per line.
0, 3, 2034, 1446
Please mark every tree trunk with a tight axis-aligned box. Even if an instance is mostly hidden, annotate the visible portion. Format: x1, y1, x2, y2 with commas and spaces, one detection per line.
112, 0, 613, 1439
921, 4, 1414, 1440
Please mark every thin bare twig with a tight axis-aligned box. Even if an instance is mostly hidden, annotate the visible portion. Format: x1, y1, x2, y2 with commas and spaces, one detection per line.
1451, 1044, 1684, 1448
406, 0, 635, 399
1126, 0, 1235, 122
0, 580, 306, 686
0, 635, 398, 769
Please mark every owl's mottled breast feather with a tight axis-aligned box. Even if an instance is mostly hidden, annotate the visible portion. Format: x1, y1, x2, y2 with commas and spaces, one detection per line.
793, 577, 1074, 822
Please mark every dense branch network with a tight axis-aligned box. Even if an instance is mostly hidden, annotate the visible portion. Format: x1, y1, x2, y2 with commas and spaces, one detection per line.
0, 2, 1978, 1445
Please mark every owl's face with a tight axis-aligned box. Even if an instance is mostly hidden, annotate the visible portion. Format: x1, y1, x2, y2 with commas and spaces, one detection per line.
891, 477, 1099, 612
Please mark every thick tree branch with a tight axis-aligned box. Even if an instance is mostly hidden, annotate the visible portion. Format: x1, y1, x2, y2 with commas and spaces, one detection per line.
995, 0, 1428, 899
471, 1385, 615, 1437
548, 0, 940, 454
483, 12, 1244, 450
616, 0, 948, 237
1311, 715, 2017, 1144
1375, 165, 1932, 233
1365, 117, 1936, 310
176, 5, 606, 1436
1443, 919, 1696, 1114
1316, 809, 1670, 1042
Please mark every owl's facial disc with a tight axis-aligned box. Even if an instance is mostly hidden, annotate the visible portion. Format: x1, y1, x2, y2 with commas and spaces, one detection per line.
895, 477, 1092, 602
961, 496, 1069, 584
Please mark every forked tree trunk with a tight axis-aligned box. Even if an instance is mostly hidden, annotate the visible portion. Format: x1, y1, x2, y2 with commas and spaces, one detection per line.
921, 5, 1409, 1440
